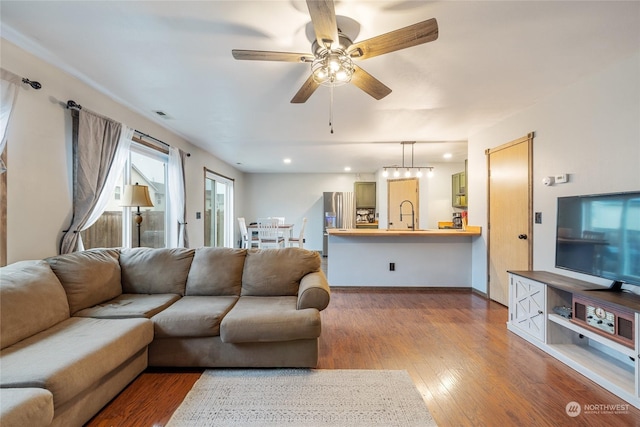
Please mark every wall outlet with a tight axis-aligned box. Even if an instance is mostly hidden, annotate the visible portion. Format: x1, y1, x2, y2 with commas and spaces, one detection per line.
196, 212, 201, 219
555, 174, 568, 184
535, 212, 542, 224
389, 262, 395, 271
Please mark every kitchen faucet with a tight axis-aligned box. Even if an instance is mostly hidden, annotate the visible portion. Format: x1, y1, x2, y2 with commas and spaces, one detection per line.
399, 200, 415, 230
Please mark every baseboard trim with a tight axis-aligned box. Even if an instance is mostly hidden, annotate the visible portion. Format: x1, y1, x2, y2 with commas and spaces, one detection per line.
471, 288, 489, 299
329, 286, 473, 293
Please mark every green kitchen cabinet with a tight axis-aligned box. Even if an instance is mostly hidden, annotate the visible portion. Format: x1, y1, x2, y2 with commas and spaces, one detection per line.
355, 182, 376, 208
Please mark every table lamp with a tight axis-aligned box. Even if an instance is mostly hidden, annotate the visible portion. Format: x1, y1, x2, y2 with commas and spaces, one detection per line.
121, 182, 154, 247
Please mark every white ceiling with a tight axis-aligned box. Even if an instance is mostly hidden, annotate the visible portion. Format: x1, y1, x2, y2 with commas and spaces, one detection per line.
1, 1, 639, 173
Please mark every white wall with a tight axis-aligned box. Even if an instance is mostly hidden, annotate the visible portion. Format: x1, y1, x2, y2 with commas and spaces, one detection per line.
468, 51, 640, 293
2, 39, 244, 263
242, 173, 374, 251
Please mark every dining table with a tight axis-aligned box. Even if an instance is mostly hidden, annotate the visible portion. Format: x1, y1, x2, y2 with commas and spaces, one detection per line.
246, 223, 295, 246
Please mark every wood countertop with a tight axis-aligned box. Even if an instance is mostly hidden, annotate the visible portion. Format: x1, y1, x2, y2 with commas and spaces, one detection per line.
327, 226, 481, 237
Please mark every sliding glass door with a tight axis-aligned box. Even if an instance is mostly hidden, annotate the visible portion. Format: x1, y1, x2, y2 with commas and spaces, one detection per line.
204, 169, 234, 247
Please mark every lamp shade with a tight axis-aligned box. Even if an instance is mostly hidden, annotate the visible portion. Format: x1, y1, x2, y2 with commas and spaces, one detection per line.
121, 183, 154, 208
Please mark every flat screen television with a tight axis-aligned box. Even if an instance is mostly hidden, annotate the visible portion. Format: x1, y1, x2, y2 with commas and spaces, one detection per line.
555, 191, 640, 291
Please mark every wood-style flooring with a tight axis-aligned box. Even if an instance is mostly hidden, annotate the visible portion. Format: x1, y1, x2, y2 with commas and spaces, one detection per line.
86, 289, 640, 426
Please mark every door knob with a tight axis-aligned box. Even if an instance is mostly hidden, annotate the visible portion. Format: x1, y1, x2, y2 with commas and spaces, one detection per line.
518, 234, 528, 240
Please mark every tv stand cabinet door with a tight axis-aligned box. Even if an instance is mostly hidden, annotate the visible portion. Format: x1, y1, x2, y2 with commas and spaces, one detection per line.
509, 274, 546, 342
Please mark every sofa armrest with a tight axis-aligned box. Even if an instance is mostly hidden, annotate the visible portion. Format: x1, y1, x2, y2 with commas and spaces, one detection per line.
297, 271, 330, 311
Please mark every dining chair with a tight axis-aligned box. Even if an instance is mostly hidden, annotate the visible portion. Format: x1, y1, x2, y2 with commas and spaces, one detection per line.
269, 216, 286, 240
270, 217, 285, 225
257, 217, 284, 249
287, 218, 307, 248
238, 217, 259, 249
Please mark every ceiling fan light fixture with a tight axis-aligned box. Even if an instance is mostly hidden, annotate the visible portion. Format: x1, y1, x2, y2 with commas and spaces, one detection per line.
311, 49, 354, 86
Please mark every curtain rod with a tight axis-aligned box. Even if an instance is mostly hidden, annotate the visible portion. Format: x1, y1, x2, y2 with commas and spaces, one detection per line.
135, 130, 190, 157
0, 68, 42, 89
66, 100, 190, 157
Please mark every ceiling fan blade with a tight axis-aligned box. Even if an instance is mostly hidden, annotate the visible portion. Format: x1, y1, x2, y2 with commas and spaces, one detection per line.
348, 18, 438, 60
232, 50, 314, 63
350, 65, 392, 100
306, 0, 339, 48
291, 75, 320, 103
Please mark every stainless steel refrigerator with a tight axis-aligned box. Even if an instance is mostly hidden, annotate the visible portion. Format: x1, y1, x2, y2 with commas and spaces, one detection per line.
322, 192, 354, 256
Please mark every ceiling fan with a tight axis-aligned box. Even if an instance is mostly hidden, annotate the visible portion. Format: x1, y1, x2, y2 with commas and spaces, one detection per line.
231, 0, 438, 104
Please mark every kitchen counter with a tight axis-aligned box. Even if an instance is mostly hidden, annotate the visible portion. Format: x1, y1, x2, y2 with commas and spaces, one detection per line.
328, 225, 481, 237
326, 226, 482, 287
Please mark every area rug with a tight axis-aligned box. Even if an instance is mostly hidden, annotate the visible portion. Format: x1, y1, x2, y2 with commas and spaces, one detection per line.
166, 369, 437, 426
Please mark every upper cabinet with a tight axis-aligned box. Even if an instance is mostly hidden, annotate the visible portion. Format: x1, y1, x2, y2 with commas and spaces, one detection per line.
355, 182, 376, 208
452, 160, 468, 208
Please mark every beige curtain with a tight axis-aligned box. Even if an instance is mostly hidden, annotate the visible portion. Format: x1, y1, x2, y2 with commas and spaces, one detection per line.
60, 109, 123, 254
168, 146, 189, 248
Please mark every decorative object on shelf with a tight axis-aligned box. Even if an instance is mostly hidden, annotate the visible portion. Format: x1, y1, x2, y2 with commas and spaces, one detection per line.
382, 142, 434, 178
572, 294, 634, 348
121, 182, 154, 247
552, 305, 572, 318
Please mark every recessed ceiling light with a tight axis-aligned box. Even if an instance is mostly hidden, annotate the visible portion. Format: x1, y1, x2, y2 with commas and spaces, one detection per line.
443, 153, 452, 159
283, 158, 292, 164
344, 167, 351, 172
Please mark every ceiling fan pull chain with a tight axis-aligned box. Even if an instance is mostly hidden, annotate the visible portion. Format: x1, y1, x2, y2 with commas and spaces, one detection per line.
329, 83, 334, 134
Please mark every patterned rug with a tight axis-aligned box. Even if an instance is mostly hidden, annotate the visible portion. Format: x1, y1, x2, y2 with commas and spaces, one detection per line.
166, 369, 437, 426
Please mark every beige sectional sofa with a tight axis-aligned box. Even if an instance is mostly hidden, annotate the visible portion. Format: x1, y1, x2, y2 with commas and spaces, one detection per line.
0, 247, 330, 427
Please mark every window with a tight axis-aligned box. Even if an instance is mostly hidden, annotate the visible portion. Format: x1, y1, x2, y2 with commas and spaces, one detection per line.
204, 169, 234, 248
81, 141, 169, 249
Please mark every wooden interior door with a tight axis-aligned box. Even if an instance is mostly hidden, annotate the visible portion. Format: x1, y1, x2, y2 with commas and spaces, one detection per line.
388, 178, 419, 230
487, 133, 533, 305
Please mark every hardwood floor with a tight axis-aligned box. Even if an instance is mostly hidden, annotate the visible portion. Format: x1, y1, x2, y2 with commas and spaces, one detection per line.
86, 289, 640, 426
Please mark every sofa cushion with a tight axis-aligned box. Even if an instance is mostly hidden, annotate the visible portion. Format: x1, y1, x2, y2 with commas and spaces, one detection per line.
0, 260, 70, 350
46, 249, 122, 315
73, 294, 181, 319
152, 296, 238, 338
0, 388, 54, 427
0, 317, 153, 409
186, 247, 246, 296
120, 248, 194, 295
220, 296, 321, 343
241, 248, 321, 296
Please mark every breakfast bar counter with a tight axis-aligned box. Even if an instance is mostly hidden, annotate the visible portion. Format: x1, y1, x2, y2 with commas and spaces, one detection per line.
326, 226, 482, 287
327, 226, 481, 237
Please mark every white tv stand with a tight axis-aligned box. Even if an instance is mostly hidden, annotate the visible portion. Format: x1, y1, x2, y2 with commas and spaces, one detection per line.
507, 271, 640, 408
